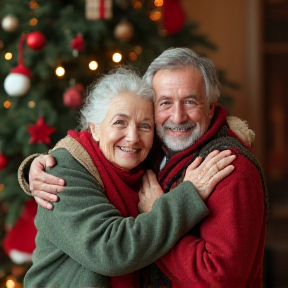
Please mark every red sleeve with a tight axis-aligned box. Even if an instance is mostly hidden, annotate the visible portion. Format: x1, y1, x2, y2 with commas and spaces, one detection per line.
156, 155, 266, 288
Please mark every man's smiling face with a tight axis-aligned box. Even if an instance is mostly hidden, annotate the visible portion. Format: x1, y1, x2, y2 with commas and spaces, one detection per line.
152, 66, 215, 152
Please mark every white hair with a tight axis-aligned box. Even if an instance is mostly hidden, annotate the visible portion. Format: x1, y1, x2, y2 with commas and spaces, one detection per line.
143, 47, 220, 103
80, 68, 155, 130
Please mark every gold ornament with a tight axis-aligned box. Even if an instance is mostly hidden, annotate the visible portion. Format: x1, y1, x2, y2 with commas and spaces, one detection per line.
114, 20, 134, 41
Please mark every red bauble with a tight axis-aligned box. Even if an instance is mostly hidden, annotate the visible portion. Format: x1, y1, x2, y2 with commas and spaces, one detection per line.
0, 153, 8, 170
26, 31, 46, 51
71, 34, 84, 51
63, 86, 83, 109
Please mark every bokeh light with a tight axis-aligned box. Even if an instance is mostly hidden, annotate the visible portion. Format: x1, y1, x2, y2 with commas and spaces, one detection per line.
3, 100, 11, 109
149, 10, 162, 21
129, 52, 137, 61
154, 0, 163, 7
132, 0, 143, 9
89, 61, 98, 70
28, 101, 36, 108
29, 18, 38, 26
55, 66, 65, 77
4, 52, 12, 60
112, 52, 122, 63
29, 0, 39, 9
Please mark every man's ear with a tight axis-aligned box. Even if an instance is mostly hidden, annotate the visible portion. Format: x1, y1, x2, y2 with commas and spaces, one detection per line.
89, 122, 100, 142
209, 102, 216, 119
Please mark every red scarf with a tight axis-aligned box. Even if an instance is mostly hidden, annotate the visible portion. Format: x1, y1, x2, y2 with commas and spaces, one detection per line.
68, 130, 145, 287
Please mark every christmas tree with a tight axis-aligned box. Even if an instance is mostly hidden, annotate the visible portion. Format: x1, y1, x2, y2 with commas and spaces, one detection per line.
0, 0, 235, 286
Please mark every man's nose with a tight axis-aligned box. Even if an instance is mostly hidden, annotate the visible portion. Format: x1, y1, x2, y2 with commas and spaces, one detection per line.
171, 104, 187, 124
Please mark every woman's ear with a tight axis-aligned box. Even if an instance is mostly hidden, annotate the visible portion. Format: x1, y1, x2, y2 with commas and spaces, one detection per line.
89, 122, 100, 142
209, 102, 216, 119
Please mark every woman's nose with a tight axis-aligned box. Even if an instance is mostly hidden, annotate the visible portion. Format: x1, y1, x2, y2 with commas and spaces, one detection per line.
126, 126, 139, 143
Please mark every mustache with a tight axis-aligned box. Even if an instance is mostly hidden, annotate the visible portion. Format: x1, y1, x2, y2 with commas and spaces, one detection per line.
163, 121, 196, 130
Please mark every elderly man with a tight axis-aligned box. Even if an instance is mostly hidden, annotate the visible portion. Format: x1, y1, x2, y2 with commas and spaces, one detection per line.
20, 48, 268, 288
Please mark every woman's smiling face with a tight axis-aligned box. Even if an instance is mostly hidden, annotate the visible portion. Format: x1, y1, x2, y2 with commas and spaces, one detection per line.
90, 93, 154, 170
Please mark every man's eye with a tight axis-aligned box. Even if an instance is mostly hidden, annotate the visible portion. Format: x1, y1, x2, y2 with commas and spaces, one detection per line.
160, 101, 171, 106
185, 100, 197, 105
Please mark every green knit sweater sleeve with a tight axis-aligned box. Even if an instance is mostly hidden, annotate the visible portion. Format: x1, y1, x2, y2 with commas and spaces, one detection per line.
37, 148, 208, 276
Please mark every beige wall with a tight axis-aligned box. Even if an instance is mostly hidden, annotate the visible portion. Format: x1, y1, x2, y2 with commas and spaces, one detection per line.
181, 0, 264, 162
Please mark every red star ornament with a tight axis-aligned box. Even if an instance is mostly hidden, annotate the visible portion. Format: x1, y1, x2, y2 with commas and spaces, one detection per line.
27, 116, 56, 145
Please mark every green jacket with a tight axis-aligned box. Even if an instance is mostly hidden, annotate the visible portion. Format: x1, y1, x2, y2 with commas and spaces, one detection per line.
25, 144, 208, 288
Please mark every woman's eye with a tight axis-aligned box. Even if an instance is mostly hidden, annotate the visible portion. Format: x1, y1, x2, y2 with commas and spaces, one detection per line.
114, 120, 125, 125
139, 123, 152, 130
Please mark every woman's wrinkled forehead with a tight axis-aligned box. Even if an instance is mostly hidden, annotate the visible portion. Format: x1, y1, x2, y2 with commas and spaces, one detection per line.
103, 93, 154, 123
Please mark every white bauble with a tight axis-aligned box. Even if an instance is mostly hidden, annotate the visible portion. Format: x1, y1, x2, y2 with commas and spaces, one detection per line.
4, 73, 31, 97
1, 15, 19, 32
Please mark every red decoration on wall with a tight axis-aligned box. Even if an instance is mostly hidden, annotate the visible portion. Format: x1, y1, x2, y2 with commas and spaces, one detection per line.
0, 153, 8, 170
27, 116, 56, 145
162, 0, 185, 34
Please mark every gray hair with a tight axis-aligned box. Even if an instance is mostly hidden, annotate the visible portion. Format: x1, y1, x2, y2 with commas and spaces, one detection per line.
143, 47, 220, 103
80, 68, 155, 130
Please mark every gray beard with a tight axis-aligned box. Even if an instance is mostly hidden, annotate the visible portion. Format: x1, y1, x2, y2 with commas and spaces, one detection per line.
156, 121, 207, 152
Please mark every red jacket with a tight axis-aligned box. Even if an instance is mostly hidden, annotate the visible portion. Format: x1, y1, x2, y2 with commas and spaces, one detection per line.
156, 106, 267, 288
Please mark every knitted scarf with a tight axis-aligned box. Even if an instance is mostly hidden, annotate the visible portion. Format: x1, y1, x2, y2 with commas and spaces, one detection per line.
68, 130, 145, 288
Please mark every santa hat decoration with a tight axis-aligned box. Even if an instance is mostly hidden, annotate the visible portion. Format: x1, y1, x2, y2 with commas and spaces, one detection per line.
3, 199, 37, 264
4, 33, 32, 97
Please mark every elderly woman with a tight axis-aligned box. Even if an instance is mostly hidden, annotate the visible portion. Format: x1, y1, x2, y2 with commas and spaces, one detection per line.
22, 68, 235, 288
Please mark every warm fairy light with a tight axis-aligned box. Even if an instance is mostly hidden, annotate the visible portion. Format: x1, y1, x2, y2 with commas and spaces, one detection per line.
0, 184, 4, 192
29, 18, 38, 26
6, 279, 16, 288
89, 61, 98, 70
29, 0, 39, 9
28, 101, 36, 108
132, 0, 143, 9
4, 100, 11, 109
134, 46, 142, 55
112, 52, 122, 63
150, 10, 162, 21
159, 29, 168, 37
129, 52, 137, 61
4, 52, 12, 60
55, 66, 65, 77
154, 0, 163, 7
